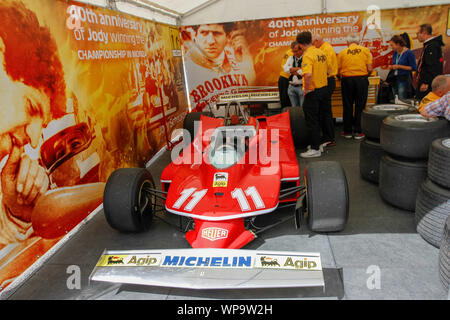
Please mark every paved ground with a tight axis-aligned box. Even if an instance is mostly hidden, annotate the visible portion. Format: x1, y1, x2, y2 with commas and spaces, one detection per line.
5, 124, 448, 300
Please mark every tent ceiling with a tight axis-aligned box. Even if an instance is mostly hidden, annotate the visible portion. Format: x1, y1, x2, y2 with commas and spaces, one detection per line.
117, 0, 219, 17
138, 0, 215, 16
74, 0, 221, 25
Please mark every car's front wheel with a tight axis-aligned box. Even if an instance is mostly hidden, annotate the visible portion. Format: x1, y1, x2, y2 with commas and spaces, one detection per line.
103, 168, 155, 233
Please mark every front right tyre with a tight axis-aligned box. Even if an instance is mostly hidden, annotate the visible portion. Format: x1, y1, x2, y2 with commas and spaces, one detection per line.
103, 168, 155, 233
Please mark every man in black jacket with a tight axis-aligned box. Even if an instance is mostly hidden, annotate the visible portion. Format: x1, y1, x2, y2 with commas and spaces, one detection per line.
415, 24, 445, 101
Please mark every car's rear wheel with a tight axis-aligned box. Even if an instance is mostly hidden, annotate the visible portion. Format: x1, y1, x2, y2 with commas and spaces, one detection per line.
183, 112, 212, 143
103, 168, 155, 233
304, 161, 349, 232
282, 107, 309, 149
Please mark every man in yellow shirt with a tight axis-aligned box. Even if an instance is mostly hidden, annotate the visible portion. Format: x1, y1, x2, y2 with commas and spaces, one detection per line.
313, 34, 338, 147
418, 75, 449, 113
278, 43, 295, 108
338, 33, 373, 139
296, 31, 331, 158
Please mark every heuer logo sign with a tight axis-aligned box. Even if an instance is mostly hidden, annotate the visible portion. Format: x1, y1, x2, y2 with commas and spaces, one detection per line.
201, 227, 229, 241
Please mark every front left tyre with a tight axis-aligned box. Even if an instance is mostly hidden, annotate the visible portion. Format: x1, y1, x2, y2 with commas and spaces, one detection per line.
103, 168, 155, 233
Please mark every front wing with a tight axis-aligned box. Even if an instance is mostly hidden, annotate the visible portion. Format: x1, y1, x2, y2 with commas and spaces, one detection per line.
89, 249, 324, 290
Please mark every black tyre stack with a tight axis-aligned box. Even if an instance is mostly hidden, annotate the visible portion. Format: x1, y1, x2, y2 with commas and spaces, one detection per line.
359, 104, 416, 184
378, 114, 450, 212
415, 138, 450, 248
439, 215, 450, 290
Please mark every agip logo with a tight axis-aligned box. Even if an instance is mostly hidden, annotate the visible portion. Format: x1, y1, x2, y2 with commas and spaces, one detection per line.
213, 172, 228, 187
347, 48, 362, 55
107, 256, 124, 265
201, 227, 229, 241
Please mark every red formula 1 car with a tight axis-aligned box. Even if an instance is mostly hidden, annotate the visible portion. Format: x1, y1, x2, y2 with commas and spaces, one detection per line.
102, 102, 349, 249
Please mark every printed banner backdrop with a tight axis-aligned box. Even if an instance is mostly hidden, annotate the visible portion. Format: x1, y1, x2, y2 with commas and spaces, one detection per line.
0, 0, 188, 291
181, 4, 449, 112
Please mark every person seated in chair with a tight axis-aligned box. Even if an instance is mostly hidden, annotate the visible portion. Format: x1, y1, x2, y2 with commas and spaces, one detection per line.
418, 75, 449, 113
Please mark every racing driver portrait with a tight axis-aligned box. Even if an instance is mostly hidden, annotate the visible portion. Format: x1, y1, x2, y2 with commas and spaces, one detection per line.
0, 1, 66, 248
181, 23, 256, 111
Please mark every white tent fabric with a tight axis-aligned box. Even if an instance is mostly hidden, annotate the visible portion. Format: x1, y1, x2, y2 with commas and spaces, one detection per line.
181, 0, 450, 25
74, 0, 450, 26
73, 0, 217, 25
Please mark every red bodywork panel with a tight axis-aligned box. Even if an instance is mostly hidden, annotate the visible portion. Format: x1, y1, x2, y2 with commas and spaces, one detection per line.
161, 111, 299, 248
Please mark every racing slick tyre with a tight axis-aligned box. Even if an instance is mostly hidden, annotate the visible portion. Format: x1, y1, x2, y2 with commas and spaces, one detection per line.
104, 168, 155, 233
282, 107, 309, 149
183, 112, 211, 143
439, 215, 450, 290
415, 179, 450, 248
428, 138, 450, 189
361, 104, 415, 140
380, 114, 450, 159
359, 138, 384, 184
305, 161, 349, 232
379, 155, 427, 212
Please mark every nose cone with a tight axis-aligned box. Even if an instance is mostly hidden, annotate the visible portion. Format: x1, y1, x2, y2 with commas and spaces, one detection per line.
186, 219, 255, 249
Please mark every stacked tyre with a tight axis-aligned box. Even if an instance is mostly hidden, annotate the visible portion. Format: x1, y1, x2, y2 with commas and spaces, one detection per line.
359, 104, 416, 184
439, 215, 449, 290
379, 115, 450, 212
415, 138, 450, 248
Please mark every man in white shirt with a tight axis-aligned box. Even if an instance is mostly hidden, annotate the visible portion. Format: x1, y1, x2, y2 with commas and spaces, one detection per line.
284, 42, 304, 107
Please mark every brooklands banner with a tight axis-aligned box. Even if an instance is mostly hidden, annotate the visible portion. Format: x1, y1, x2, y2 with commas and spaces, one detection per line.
0, 0, 188, 292
181, 4, 449, 112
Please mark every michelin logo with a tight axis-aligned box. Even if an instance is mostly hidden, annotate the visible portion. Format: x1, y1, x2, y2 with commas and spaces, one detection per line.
161, 255, 253, 268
